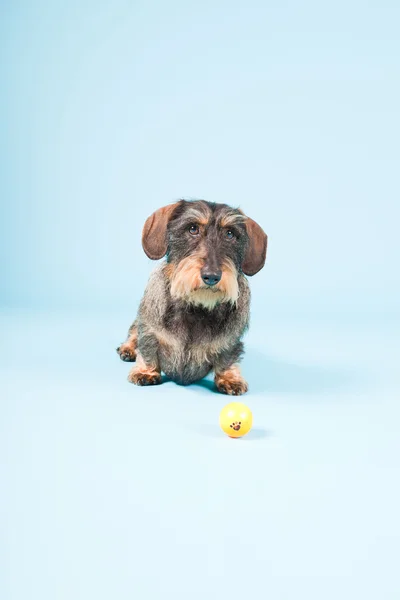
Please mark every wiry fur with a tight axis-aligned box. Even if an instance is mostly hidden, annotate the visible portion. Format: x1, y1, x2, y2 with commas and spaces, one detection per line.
169, 256, 239, 308
117, 200, 267, 394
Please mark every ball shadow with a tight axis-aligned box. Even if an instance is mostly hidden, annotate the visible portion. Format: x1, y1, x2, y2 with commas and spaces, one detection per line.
241, 427, 271, 441
190, 424, 271, 441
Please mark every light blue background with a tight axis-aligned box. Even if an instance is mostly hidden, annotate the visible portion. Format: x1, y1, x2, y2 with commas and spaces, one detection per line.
1, 2, 399, 599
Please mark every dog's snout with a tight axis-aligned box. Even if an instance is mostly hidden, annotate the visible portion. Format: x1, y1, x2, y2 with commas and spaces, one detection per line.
201, 270, 222, 286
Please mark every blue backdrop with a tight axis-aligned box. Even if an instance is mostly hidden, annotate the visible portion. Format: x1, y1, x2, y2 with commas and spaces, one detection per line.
2, 3, 400, 600
1, 0, 399, 316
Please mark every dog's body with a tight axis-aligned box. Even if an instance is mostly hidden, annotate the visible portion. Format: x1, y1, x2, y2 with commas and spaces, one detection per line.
117, 200, 267, 395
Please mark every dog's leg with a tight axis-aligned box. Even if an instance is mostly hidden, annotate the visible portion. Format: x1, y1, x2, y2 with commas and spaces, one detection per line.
127, 333, 161, 386
117, 320, 138, 362
214, 342, 248, 395
214, 363, 248, 396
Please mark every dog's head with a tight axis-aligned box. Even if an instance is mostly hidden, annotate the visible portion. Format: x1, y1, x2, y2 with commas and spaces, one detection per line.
142, 200, 267, 308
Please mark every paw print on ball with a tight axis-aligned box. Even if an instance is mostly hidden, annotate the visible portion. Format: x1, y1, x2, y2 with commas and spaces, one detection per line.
230, 421, 241, 431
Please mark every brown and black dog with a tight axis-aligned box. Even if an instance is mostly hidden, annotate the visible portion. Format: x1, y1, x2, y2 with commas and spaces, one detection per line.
117, 200, 267, 395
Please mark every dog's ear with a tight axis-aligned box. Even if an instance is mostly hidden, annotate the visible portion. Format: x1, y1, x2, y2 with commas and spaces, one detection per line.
142, 202, 179, 259
242, 216, 268, 276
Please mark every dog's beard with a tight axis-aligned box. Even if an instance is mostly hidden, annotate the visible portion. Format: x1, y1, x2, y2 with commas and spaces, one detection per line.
168, 257, 239, 309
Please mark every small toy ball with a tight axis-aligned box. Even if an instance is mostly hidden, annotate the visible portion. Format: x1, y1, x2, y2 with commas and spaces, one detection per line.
219, 402, 253, 438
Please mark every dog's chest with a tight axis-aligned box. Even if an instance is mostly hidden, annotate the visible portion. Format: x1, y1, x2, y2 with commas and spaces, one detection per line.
163, 302, 237, 344
155, 301, 247, 382
157, 302, 236, 369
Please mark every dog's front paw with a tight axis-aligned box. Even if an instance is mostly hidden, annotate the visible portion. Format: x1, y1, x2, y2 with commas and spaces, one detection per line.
128, 367, 161, 386
117, 342, 137, 362
215, 375, 248, 396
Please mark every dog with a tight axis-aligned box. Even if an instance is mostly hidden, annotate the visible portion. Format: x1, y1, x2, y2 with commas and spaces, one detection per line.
117, 200, 267, 395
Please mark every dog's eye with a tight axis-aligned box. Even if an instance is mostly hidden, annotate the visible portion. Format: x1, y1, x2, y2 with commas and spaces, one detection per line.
225, 230, 234, 239
189, 224, 200, 235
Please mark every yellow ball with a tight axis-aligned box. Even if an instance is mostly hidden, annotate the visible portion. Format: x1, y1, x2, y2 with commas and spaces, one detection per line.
219, 402, 253, 438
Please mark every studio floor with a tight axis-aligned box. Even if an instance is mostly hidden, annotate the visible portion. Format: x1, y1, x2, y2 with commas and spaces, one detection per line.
2, 310, 399, 600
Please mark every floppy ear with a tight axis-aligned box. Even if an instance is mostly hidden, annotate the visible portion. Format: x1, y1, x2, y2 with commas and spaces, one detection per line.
142, 202, 179, 259
242, 216, 268, 276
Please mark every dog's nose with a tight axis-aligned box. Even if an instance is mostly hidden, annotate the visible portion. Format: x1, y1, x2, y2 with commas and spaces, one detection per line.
201, 270, 222, 286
